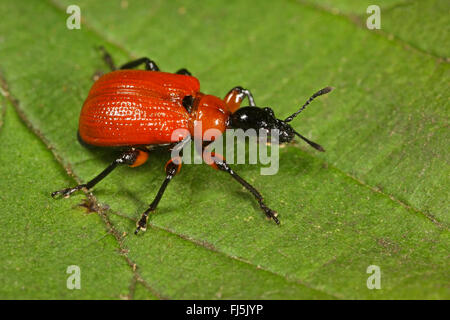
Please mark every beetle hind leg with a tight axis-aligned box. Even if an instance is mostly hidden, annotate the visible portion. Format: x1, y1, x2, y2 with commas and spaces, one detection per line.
51, 148, 148, 199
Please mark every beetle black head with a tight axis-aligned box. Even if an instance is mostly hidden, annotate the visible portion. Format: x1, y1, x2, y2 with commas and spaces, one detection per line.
229, 86, 333, 151
230, 106, 295, 143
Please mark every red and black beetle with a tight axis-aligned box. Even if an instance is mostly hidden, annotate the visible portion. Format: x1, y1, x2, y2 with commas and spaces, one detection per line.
52, 48, 333, 234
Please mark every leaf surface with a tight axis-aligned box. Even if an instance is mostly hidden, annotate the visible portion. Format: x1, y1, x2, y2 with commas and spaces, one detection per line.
0, 0, 448, 299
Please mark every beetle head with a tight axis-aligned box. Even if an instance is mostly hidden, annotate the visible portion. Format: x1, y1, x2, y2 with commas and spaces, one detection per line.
229, 86, 333, 151
229, 106, 295, 143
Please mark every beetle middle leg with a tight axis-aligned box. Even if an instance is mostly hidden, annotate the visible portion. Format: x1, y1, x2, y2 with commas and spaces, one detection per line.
51, 148, 148, 199
98, 47, 159, 72
120, 57, 160, 71
204, 152, 280, 224
135, 157, 182, 234
134, 139, 189, 234
175, 68, 192, 76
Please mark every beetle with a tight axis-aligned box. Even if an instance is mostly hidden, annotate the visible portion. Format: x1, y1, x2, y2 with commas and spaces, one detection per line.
52, 48, 333, 234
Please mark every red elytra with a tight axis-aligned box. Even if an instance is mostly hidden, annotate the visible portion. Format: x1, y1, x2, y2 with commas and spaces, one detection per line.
79, 70, 231, 147
53, 50, 332, 234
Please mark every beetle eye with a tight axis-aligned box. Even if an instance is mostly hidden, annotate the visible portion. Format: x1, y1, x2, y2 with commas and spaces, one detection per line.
263, 107, 275, 117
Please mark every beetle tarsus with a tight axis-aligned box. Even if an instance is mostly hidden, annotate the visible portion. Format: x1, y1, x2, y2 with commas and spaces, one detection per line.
51, 185, 86, 199
135, 215, 149, 235
261, 204, 280, 224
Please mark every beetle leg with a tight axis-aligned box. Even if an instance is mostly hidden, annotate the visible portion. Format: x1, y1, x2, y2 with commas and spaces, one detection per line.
206, 152, 280, 225
135, 158, 182, 234
120, 57, 160, 71
182, 95, 194, 114
175, 68, 192, 76
98, 46, 117, 71
224, 86, 256, 113
51, 148, 145, 199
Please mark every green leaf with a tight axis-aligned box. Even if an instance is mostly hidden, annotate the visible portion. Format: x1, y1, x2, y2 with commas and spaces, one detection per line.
0, 98, 136, 299
299, 0, 449, 60
0, 0, 448, 299
0, 95, 4, 130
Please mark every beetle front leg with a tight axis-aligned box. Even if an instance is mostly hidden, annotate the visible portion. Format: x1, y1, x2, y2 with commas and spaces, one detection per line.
205, 152, 280, 224
51, 148, 147, 199
223, 86, 256, 113
135, 158, 182, 234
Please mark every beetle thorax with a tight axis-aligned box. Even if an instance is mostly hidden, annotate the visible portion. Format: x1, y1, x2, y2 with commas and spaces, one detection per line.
189, 93, 229, 141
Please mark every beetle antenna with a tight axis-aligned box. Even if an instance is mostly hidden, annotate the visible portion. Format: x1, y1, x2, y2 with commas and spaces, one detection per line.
284, 87, 333, 123
294, 130, 325, 152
